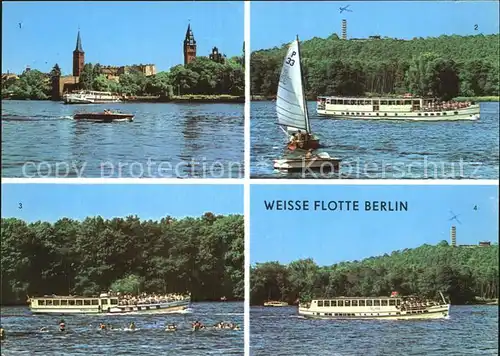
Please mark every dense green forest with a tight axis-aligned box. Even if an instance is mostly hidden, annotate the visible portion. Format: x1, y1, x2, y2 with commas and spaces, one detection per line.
1, 55, 244, 100
251, 242, 499, 305
1, 213, 244, 305
251, 34, 500, 100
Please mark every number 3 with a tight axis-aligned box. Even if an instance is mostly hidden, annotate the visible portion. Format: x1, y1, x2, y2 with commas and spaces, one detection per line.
286, 51, 297, 66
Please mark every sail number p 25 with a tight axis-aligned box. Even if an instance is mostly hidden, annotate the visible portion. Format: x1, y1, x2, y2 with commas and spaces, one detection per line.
286, 51, 297, 66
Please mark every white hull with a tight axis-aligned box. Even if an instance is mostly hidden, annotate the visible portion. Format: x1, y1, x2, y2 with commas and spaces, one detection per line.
317, 106, 480, 121
299, 304, 450, 320
30, 300, 189, 315
64, 97, 121, 104
274, 152, 340, 171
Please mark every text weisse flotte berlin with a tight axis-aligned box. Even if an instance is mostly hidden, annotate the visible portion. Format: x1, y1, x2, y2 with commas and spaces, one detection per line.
263, 200, 408, 212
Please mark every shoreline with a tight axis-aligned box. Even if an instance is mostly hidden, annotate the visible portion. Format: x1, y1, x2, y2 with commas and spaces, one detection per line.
2, 94, 245, 104
251, 96, 500, 102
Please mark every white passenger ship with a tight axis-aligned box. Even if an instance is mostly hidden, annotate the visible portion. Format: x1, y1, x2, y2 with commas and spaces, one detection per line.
299, 292, 450, 320
28, 293, 190, 315
316, 96, 479, 121
63, 90, 121, 104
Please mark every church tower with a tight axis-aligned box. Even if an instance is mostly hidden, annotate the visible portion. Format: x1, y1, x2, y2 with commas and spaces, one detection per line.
72, 30, 85, 77
183, 24, 196, 65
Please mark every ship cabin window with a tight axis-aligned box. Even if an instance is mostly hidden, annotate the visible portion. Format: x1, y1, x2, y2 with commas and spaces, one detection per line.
53, 300, 60, 306
318, 301, 324, 307
331, 301, 337, 307
381, 300, 388, 306
380, 100, 387, 105
338, 300, 344, 307
396, 299, 401, 306
76, 300, 83, 306
69, 300, 75, 305
84, 300, 91, 306
454, 111, 458, 115
404, 100, 412, 105
373, 300, 381, 306
359, 300, 365, 306
443, 112, 447, 115
46, 300, 53, 306
38, 300, 45, 305
324, 300, 330, 307
366, 300, 373, 306
364, 100, 371, 105
388, 100, 395, 105
389, 299, 396, 306
373, 100, 379, 105
352, 300, 358, 307
61, 300, 68, 306
344, 300, 351, 307
92, 300, 99, 305
349, 100, 356, 105
111, 299, 119, 305
102, 299, 108, 305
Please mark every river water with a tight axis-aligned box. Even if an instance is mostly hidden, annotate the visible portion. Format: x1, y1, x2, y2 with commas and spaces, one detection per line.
251, 101, 499, 179
1, 101, 244, 178
250, 305, 498, 356
0, 302, 243, 355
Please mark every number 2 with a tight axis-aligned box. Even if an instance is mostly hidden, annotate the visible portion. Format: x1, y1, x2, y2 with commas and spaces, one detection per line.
474, 24, 478, 30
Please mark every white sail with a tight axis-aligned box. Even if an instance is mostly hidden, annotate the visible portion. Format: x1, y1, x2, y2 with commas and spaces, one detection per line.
276, 39, 310, 133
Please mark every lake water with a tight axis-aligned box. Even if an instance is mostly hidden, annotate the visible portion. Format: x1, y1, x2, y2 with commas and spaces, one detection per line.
250, 305, 498, 356
0, 302, 243, 355
1, 101, 244, 178
251, 101, 499, 179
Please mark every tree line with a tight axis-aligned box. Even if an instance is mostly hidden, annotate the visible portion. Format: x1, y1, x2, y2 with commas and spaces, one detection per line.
251, 241, 498, 305
1, 213, 244, 305
251, 34, 499, 101
2, 55, 244, 100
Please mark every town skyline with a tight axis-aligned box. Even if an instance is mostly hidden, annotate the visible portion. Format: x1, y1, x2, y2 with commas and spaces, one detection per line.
2, 1, 243, 74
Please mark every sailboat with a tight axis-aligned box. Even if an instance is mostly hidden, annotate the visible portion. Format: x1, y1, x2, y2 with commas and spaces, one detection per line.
275, 36, 319, 151
273, 36, 341, 172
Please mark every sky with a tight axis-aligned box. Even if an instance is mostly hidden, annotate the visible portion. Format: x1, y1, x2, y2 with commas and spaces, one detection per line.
251, 1, 500, 50
251, 184, 499, 266
2, 1, 243, 75
1, 184, 243, 222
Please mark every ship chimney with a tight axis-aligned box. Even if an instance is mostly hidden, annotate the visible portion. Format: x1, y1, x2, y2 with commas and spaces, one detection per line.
450, 226, 456, 247
342, 19, 347, 40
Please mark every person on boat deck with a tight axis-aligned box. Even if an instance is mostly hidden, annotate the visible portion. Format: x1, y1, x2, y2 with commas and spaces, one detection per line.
104, 109, 112, 114
305, 148, 314, 159
59, 319, 66, 332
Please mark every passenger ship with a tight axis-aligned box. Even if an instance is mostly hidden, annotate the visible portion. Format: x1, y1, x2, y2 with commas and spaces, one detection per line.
28, 293, 190, 315
316, 96, 480, 121
299, 292, 450, 320
63, 90, 121, 104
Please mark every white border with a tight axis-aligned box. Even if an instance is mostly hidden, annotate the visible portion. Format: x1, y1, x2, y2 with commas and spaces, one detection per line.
244, 2, 251, 355
248, 179, 499, 185
0, 178, 243, 184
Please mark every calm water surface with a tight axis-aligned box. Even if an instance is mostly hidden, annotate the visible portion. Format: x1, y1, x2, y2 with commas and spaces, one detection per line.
250, 305, 498, 356
1, 101, 244, 178
251, 101, 499, 179
0, 302, 243, 355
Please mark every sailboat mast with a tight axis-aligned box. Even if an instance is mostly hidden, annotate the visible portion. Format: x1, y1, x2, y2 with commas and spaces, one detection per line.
296, 35, 311, 133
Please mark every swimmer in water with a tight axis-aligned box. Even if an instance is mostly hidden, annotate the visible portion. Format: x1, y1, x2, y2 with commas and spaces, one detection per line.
0, 325, 5, 340
99, 323, 107, 330
59, 319, 66, 332
129, 322, 136, 330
